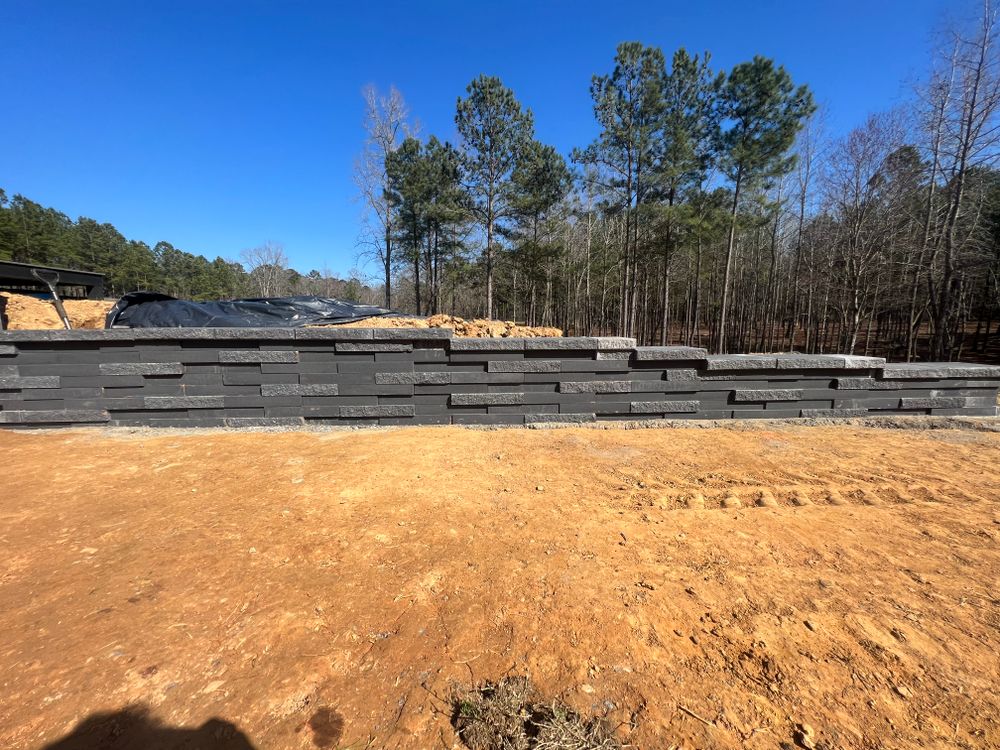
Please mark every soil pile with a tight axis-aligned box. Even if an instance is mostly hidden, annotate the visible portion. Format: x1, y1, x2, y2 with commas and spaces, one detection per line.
338, 314, 563, 337
0, 292, 113, 329
0, 292, 562, 336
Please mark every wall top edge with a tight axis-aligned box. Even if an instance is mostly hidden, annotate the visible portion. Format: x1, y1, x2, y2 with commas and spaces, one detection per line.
0, 329, 996, 377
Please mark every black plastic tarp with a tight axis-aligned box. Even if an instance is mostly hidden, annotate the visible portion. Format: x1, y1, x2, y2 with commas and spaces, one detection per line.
105, 292, 401, 328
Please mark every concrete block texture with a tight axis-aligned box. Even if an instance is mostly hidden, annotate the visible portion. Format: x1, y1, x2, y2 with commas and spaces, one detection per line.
705, 355, 779, 370
340, 404, 415, 418
488, 360, 561, 373
376, 372, 451, 385
100, 362, 184, 376
219, 350, 299, 364
800, 408, 869, 418
899, 396, 969, 409
559, 380, 631, 394
732, 389, 804, 402
0, 409, 110, 424
630, 400, 700, 413
523, 336, 636, 350
1, 332, 998, 429
882, 363, 1000, 379
0, 376, 60, 389
144, 396, 226, 409
336, 342, 413, 352
451, 392, 525, 406
260, 384, 340, 396
634, 346, 709, 360
525, 413, 597, 423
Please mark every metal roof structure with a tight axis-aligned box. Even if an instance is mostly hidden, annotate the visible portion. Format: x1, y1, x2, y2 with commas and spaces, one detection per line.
0, 260, 105, 300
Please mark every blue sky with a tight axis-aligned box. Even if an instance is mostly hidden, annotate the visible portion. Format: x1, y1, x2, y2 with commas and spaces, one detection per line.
2, 0, 956, 278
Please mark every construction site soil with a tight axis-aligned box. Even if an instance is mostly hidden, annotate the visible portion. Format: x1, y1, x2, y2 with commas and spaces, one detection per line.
0, 293, 563, 336
1, 422, 999, 749
0, 292, 113, 329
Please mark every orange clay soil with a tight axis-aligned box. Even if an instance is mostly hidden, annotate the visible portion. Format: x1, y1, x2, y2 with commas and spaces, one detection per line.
1, 424, 999, 749
0, 292, 113, 329
335, 314, 562, 337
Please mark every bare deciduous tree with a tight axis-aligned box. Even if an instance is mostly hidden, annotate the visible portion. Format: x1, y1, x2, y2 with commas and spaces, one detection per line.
354, 85, 414, 308
240, 241, 288, 297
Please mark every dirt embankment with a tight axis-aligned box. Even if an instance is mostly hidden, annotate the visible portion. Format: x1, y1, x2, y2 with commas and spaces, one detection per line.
0, 292, 562, 336
337, 313, 562, 337
0, 292, 113, 329
1, 424, 998, 749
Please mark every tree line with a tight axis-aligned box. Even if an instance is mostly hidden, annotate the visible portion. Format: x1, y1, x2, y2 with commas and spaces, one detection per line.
0, 191, 378, 303
357, 1, 1000, 360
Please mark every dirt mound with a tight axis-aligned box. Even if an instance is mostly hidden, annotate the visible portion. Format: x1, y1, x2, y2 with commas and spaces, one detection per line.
0, 292, 113, 329
338, 314, 563, 337
0, 292, 562, 336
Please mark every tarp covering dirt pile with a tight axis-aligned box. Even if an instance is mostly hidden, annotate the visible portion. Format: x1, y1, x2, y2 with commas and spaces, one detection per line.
105, 292, 400, 328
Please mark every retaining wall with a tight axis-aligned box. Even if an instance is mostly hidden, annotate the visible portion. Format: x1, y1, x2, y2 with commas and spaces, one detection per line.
0, 328, 998, 428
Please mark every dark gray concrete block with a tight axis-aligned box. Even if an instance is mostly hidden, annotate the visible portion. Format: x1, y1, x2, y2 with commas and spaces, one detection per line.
0, 409, 110, 424
294, 328, 374, 340
132, 327, 295, 340
899, 396, 968, 409
339, 384, 413, 396
630, 400, 699, 413
559, 380, 631, 394
0, 375, 60, 390
523, 336, 636, 351
930, 407, 999, 416
595, 351, 631, 360
100, 362, 184, 376
336, 342, 413, 352
882, 363, 1000, 379
261, 384, 340, 396
525, 413, 596, 424
0, 345, 15, 356
732, 389, 803, 402
341, 404, 414, 418
144, 395, 226, 409
663, 368, 701, 382
487, 360, 560, 373
452, 414, 525, 425
224, 416, 305, 427
705, 355, 778, 370
370, 328, 453, 341
835, 377, 905, 390
219, 350, 299, 364
376, 372, 450, 385
800, 408, 868, 418
556, 360, 632, 372
449, 338, 526, 351
634, 346, 708, 360
451, 392, 524, 406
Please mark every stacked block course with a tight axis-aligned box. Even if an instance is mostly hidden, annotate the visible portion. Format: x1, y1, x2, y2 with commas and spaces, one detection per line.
0, 328, 998, 428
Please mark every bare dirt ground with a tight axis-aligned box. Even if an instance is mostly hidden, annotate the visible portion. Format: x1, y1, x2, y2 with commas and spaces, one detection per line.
0, 293, 113, 329
336, 315, 562, 338
1, 423, 999, 750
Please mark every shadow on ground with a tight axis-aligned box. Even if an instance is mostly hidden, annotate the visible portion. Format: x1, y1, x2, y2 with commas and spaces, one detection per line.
41, 705, 256, 750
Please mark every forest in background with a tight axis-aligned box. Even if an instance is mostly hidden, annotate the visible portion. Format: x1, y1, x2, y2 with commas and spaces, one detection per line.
0, 194, 379, 305
3, 1, 1000, 361
357, 0, 1000, 360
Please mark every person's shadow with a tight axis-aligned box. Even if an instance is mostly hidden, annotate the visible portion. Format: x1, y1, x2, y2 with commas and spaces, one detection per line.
41, 704, 257, 749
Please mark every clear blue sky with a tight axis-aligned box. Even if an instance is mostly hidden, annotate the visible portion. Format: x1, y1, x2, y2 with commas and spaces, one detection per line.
2, 0, 957, 278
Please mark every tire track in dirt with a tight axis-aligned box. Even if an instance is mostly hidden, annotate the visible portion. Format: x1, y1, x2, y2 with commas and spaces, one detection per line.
656, 479, 989, 512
